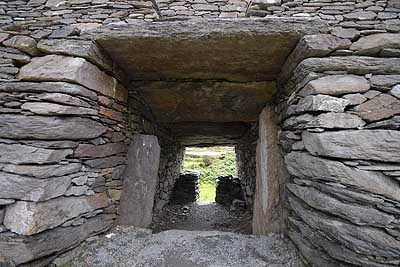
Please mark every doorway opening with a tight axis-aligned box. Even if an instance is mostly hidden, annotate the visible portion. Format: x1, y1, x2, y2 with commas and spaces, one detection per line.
183, 146, 237, 203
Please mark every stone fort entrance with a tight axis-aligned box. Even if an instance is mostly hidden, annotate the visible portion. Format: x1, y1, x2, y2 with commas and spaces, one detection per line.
1, 0, 400, 266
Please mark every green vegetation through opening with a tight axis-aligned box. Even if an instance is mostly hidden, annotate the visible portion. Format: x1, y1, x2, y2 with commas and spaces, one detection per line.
183, 146, 237, 202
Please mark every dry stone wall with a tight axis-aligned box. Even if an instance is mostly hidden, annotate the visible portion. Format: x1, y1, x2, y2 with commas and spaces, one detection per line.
278, 30, 400, 266
235, 123, 257, 209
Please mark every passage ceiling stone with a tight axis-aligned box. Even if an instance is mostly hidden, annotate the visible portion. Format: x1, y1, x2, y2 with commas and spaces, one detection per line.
87, 18, 329, 82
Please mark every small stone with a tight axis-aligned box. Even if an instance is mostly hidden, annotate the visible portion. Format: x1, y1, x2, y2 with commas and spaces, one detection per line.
370, 75, 400, 91
343, 11, 377, 20
49, 27, 79, 39
2, 163, 81, 178
390, 85, 400, 99
295, 95, 349, 113
331, 27, 360, 40
3, 36, 39, 56
380, 48, 400, 57
65, 185, 93, 196
74, 143, 126, 158
251, 0, 281, 9
300, 75, 370, 96
354, 94, 400, 122
72, 175, 88, 186
343, 93, 368, 105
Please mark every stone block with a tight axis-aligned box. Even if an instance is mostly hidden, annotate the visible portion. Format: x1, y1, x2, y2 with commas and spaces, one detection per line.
118, 134, 160, 227
4, 193, 108, 235
300, 75, 370, 96
0, 144, 72, 165
21, 102, 97, 115
2, 163, 81, 179
302, 130, 400, 163
0, 214, 114, 265
3, 36, 39, 56
0, 115, 107, 140
18, 55, 121, 100
0, 171, 71, 202
350, 33, 400, 55
283, 113, 365, 130
74, 143, 127, 158
354, 94, 400, 122
295, 95, 349, 113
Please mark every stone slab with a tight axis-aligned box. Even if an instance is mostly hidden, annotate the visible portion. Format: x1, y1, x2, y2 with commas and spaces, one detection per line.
300, 75, 370, 96
0, 115, 107, 140
118, 134, 160, 227
4, 193, 108, 235
88, 18, 328, 82
303, 130, 400, 162
253, 106, 287, 234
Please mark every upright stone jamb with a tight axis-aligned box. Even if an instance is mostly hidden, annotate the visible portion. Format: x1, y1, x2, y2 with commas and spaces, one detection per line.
118, 134, 161, 228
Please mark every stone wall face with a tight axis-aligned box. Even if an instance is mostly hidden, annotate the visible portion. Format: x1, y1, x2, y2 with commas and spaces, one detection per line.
0, 33, 136, 265
278, 30, 400, 266
235, 123, 257, 209
156, 0, 250, 18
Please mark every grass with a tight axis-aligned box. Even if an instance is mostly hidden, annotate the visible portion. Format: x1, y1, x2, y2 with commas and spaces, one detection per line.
183, 147, 237, 202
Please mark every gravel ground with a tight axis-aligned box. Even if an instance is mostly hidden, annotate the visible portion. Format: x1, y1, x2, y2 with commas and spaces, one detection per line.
151, 201, 252, 234
61, 227, 306, 267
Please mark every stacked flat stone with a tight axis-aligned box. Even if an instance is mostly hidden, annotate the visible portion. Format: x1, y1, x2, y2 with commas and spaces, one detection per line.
171, 171, 200, 204
158, 0, 250, 18
278, 32, 400, 267
215, 175, 244, 206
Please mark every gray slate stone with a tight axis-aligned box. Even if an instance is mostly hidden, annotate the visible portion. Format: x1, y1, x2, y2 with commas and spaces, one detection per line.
21, 102, 97, 115
283, 113, 365, 130
74, 143, 127, 158
302, 130, 400, 162
343, 93, 367, 105
0, 171, 71, 202
300, 75, 370, 96
0, 82, 98, 100
3, 36, 39, 56
18, 55, 118, 100
119, 134, 160, 227
37, 93, 91, 108
390, 84, 400, 99
0, 144, 72, 164
285, 152, 400, 202
0, 115, 107, 140
354, 94, 400, 122
288, 184, 394, 227
350, 33, 400, 55
295, 95, 349, 114
4, 193, 108, 235
2, 163, 81, 178
0, 214, 114, 265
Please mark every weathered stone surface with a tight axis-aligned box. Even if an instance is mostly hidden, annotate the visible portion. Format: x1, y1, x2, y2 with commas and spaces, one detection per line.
37, 39, 113, 73
302, 130, 400, 162
331, 27, 360, 40
252, 0, 281, 8
89, 18, 328, 82
136, 81, 276, 123
119, 135, 160, 227
285, 152, 400, 202
0, 214, 114, 265
3, 36, 39, 56
390, 84, 400, 99
0, 171, 71, 202
350, 33, 400, 55
300, 75, 370, 96
288, 184, 394, 227
354, 94, 400, 122
343, 10, 377, 20
0, 144, 72, 164
0, 115, 107, 140
2, 163, 81, 178
290, 197, 400, 258
4, 193, 108, 235
370, 75, 400, 91
343, 93, 367, 105
37, 93, 91, 107
253, 107, 288, 234
18, 55, 119, 99
0, 82, 98, 100
283, 113, 365, 129
295, 95, 349, 113
365, 116, 400, 130
84, 156, 125, 169
65, 185, 93, 197
21, 102, 97, 115
74, 143, 126, 158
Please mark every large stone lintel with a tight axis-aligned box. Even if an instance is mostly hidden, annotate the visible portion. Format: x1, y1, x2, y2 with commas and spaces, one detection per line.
86, 18, 328, 82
